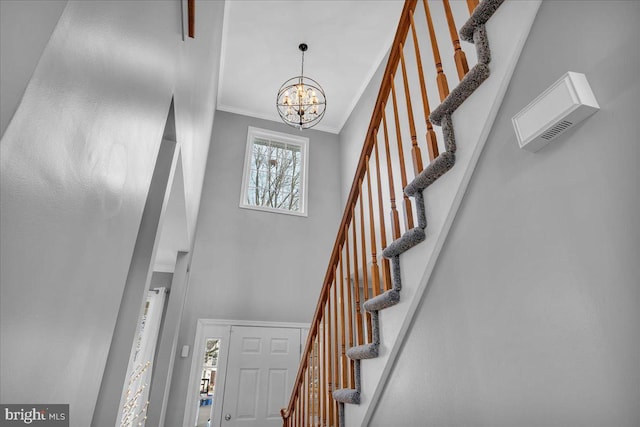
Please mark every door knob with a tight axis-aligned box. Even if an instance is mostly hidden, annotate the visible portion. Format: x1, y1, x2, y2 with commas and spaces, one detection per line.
224, 414, 232, 421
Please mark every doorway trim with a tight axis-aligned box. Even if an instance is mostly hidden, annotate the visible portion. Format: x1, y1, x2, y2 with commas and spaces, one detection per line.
184, 319, 309, 427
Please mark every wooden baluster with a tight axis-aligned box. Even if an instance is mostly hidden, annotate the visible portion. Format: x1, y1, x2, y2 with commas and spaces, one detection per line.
467, 0, 479, 15
314, 346, 318, 426
305, 363, 308, 427
317, 321, 323, 427
399, 44, 423, 175
308, 348, 313, 427
307, 358, 316, 426
322, 318, 328, 427
344, 225, 356, 388
443, 0, 469, 80
312, 337, 317, 427
350, 206, 364, 347
292, 397, 295, 427
365, 160, 382, 298
318, 340, 322, 427
423, 0, 450, 101
299, 371, 303, 427
296, 392, 300, 427
381, 109, 402, 241
338, 252, 348, 390
307, 352, 316, 426
301, 383, 305, 427
307, 360, 311, 427
373, 132, 393, 292
303, 366, 308, 427
303, 379, 306, 426
390, 79, 415, 231
332, 277, 340, 426
409, 9, 439, 161
357, 189, 373, 344
325, 300, 333, 426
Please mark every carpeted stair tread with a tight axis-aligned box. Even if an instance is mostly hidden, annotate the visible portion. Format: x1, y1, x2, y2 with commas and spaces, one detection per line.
382, 227, 426, 258
363, 289, 400, 312
404, 151, 456, 197
429, 63, 490, 126
459, 0, 506, 42
333, 388, 360, 404
347, 343, 379, 360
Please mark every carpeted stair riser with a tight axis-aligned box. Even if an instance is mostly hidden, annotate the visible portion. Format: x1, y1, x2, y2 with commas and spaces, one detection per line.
443, 114, 457, 153
392, 255, 402, 291
415, 192, 427, 230
334, 2, 503, 425
474, 24, 491, 65
347, 310, 380, 359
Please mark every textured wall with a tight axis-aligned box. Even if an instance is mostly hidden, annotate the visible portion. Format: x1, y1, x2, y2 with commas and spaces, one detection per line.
370, 1, 640, 426
0, 1, 224, 426
164, 110, 342, 426
0, 0, 68, 136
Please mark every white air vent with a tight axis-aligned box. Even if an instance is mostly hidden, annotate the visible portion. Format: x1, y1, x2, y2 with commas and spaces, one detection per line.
512, 72, 599, 152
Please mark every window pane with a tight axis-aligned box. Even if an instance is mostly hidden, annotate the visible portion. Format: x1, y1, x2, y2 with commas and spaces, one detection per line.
196, 338, 220, 427
245, 135, 303, 211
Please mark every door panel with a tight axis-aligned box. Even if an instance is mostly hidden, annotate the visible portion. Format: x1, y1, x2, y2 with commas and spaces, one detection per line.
221, 326, 301, 426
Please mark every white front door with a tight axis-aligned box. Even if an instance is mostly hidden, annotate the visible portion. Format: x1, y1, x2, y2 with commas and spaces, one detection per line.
220, 326, 301, 427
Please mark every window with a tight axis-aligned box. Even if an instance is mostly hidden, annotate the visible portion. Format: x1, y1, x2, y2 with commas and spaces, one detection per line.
240, 127, 309, 216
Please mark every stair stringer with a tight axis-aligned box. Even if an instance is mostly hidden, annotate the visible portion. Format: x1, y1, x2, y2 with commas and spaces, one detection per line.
343, 1, 543, 426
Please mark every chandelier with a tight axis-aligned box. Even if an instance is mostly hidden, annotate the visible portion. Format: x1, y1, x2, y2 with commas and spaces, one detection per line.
276, 43, 327, 130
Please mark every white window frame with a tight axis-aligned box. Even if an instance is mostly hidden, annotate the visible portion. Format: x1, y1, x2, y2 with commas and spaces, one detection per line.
239, 126, 309, 217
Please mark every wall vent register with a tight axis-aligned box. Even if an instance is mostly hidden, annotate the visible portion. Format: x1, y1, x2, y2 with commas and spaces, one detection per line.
512, 72, 599, 152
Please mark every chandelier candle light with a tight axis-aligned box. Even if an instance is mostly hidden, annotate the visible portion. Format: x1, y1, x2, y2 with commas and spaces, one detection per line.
276, 43, 327, 130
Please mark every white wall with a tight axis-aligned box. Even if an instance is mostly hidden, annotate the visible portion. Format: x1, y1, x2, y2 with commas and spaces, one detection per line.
338, 51, 387, 205
370, 1, 640, 425
0, 1, 224, 426
0, 0, 68, 136
164, 110, 342, 426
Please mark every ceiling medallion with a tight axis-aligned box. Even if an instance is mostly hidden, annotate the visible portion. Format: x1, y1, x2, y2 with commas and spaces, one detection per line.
276, 43, 327, 130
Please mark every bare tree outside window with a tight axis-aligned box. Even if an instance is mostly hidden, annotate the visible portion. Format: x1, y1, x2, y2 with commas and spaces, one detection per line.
246, 138, 302, 211
241, 127, 308, 216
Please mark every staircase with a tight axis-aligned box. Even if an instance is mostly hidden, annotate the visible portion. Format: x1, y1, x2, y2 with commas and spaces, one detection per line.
281, 1, 541, 426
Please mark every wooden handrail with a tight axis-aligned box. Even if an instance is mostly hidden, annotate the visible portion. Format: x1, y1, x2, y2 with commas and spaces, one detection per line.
282, 0, 479, 422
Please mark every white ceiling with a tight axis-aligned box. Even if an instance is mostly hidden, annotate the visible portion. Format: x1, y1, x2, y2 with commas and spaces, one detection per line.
216, 0, 406, 134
